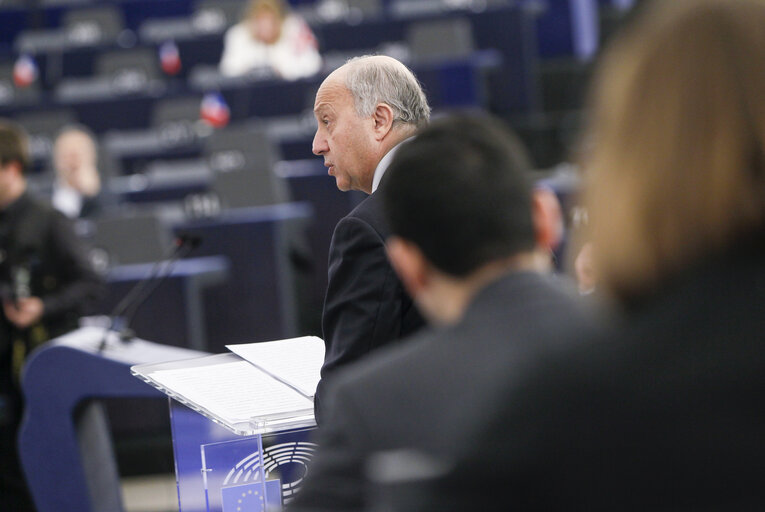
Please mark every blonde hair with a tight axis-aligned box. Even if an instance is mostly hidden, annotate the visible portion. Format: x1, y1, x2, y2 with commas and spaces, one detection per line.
245, 0, 287, 21
582, 0, 765, 300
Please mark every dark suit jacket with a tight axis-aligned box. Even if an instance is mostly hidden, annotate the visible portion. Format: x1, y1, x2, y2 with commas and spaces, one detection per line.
290, 271, 595, 511
0, 192, 104, 349
408, 237, 765, 511
316, 189, 425, 419
78, 192, 112, 219
1, 192, 105, 511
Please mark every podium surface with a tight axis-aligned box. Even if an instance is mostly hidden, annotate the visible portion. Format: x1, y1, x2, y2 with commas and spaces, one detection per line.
132, 344, 320, 511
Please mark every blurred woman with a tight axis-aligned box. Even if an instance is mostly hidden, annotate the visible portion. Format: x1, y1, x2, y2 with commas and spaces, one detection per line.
219, 0, 322, 80
399, 1, 765, 509
585, 0, 765, 302
566, 2, 765, 502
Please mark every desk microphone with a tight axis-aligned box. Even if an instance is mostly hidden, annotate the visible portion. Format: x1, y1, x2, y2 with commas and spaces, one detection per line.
97, 234, 202, 353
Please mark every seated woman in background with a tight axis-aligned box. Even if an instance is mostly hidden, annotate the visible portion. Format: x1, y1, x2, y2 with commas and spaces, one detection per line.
219, 0, 322, 80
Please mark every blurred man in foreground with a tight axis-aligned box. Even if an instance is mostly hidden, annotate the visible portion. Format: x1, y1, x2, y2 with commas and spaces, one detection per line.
399, 1, 765, 509
289, 114, 596, 511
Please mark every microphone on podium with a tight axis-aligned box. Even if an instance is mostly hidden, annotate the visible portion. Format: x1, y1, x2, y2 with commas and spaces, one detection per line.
97, 234, 202, 353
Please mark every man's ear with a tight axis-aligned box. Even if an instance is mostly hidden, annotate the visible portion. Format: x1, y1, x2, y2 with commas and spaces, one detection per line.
386, 236, 429, 298
532, 187, 564, 251
371, 103, 395, 141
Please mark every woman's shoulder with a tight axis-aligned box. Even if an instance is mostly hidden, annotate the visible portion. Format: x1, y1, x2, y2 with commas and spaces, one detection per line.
224, 21, 250, 42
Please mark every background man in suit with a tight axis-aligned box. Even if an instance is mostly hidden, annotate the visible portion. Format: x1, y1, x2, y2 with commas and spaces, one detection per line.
311, 55, 430, 419
51, 125, 111, 219
288, 114, 596, 511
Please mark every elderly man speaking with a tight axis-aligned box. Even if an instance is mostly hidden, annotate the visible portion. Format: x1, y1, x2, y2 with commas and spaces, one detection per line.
311, 56, 430, 419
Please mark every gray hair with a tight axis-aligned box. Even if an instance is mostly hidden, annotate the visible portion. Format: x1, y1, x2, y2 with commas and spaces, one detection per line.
344, 55, 431, 129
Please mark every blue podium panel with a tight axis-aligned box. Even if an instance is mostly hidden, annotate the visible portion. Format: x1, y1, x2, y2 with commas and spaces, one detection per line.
19, 329, 206, 512
93, 256, 229, 350
173, 203, 313, 351
171, 401, 241, 512
170, 401, 316, 512
204, 436, 274, 512
204, 429, 317, 511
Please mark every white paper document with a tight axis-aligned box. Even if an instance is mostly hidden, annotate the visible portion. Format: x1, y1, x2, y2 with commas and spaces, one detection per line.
149, 360, 314, 425
226, 336, 324, 397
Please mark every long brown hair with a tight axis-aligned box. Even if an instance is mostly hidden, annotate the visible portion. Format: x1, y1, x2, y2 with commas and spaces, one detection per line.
582, 0, 765, 300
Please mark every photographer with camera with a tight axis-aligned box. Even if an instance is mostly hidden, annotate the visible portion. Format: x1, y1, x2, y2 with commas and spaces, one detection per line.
0, 120, 103, 510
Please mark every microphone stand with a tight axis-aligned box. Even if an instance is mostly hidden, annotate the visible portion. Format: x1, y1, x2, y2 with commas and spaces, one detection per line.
97, 235, 201, 353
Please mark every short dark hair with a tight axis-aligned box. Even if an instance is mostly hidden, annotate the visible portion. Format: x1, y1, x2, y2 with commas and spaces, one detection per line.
0, 120, 29, 173
382, 113, 535, 277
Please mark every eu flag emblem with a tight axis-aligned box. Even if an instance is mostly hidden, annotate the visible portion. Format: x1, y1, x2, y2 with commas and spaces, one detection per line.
221, 480, 282, 512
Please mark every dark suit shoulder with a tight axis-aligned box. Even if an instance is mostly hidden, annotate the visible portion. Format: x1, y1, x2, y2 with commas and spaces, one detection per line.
9, 192, 57, 220
4, 193, 63, 245
296, 271, 599, 511
432, 251, 765, 510
343, 192, 389, 240
329, 326, 441, 399
325, 271, 599, 434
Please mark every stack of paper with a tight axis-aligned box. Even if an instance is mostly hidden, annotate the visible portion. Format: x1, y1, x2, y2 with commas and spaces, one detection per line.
227, 335, 324, 398
134, 336, 324, 430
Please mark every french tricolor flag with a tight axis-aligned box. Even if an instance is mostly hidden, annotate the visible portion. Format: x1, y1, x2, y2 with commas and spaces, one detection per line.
159, 40, 182, 76
13, 54, 38, 88
200, 92, 230, 128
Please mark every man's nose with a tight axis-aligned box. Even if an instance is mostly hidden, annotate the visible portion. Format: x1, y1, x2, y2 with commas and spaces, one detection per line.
312, 131, 328, 156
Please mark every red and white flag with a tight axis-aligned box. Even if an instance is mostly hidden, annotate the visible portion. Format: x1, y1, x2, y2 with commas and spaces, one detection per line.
200, 92, 230, 128
159, 40, 182, 76
13, 54, 38, 88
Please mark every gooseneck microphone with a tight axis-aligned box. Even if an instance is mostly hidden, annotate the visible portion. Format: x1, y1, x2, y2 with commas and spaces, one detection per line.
97, 234, 202, 353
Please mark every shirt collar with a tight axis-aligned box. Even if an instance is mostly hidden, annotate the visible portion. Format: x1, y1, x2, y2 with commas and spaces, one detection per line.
371, 141, 405, 194
52, 183, 83, 219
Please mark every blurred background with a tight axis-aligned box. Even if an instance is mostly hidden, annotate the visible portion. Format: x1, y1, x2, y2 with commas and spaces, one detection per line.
0, 0, 643, 509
